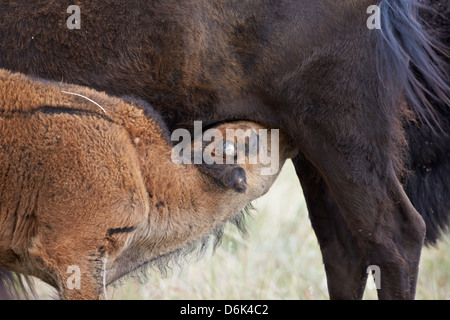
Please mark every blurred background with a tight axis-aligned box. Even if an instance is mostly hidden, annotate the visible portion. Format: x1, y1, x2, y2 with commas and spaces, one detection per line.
35, 160, 450, 300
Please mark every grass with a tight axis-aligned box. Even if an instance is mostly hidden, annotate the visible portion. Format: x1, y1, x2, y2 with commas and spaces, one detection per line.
34, 160, 450, 300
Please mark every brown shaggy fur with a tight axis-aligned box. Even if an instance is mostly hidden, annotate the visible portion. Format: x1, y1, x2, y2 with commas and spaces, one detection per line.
0, 69, 295, 299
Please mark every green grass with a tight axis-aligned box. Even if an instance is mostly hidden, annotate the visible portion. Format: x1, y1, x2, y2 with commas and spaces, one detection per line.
34, 160, 450, 300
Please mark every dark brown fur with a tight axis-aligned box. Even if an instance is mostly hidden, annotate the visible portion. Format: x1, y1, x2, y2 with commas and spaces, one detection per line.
0, 0, 448, 299
0, 69, 294, 299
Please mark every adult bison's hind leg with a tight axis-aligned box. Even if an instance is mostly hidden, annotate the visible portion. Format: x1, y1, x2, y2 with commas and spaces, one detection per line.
294, 119, 426, 299
293, 155, 368, 299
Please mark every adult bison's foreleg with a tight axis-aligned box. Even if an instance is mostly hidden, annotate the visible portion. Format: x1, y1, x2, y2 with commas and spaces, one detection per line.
293, 154, 367, 300
295, 122, 426, 300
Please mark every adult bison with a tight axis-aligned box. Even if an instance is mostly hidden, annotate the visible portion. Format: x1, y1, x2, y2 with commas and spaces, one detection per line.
0, 0, 448, 299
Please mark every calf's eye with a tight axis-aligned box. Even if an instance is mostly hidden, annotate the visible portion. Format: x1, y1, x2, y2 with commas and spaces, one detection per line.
223, 141, 236, 156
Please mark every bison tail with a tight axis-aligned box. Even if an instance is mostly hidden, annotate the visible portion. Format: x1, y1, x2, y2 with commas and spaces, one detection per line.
376, 0, 449, 131
404, 77, 450, 244
405, 150, 450, 245
375, 0, 450, 243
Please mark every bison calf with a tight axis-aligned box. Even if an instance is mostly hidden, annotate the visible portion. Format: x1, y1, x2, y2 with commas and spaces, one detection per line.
0, 69, 295, 299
